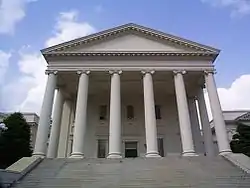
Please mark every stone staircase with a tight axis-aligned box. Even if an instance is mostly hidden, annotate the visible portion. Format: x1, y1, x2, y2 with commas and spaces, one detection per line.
11, 156, 250, 187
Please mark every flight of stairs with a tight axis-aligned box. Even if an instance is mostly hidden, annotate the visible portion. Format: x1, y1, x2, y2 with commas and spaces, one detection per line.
12, 156, 250, 187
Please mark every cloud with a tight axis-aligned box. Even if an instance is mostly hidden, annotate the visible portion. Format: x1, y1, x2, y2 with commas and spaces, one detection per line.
218, 74, 250, 110
204, 74, 250, 120
45, 10, 96, 47
0, 47, 46, 112
0, 50, 11, 110
17, 50, 47, 113
201, 0, 250, 16
1, 10, 96, 113
0, 50, 11, 85
0, 0, 37, 34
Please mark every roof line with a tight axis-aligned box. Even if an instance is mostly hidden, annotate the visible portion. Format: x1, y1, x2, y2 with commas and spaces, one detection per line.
41, 23, 220, 54
41, 23, 133, 53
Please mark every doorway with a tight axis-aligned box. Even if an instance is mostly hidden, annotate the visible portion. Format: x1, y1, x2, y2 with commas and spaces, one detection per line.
125, 141, 138, 158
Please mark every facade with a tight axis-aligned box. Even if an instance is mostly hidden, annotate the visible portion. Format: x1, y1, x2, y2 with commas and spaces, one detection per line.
33, 23, 232, 159
211, 110, 250, 153
0, 112, 39, 149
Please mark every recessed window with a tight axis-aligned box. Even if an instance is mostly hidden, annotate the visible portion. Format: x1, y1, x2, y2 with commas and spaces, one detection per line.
99, 105, 107, 120
155, 105, 162, 120
127, 105, 134, 120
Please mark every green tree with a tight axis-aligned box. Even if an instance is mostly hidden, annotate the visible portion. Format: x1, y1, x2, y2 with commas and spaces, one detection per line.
0, 112, 32, 169
230, 122, 250, 157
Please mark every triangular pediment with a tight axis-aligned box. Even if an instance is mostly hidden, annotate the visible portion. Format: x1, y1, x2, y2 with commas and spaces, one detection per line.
56, 34, 197, 52
41, 23, 219, 54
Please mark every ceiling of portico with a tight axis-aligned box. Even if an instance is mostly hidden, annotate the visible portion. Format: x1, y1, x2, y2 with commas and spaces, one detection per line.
57, 71, 205, 101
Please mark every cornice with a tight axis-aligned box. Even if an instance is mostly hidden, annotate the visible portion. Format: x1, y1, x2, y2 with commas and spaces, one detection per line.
41, 23, 220, 54
43, 51, 216, 58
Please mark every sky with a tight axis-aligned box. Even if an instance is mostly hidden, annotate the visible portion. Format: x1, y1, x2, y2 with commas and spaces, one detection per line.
0, 0, 250, 116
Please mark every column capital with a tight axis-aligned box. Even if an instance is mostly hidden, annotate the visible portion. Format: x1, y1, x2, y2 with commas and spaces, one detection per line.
141, 70, 155, 75
173, 70, 186, 75
77, 70, 90, 75
109, 70, 122, 75
204, 69, 216, 75
45, 70, 58, 75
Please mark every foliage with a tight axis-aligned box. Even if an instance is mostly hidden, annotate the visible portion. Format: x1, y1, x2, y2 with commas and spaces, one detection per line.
230, 122, 250, 157
0, 113, 32, 169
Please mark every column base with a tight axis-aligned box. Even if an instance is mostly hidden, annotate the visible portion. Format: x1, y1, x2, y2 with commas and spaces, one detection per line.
32, 152, 46, 158
219, 150, 232, 156
146, 152, 161, 158
70, 152, 84, 158
107, 153, 122, 159
182, 151, 198, 156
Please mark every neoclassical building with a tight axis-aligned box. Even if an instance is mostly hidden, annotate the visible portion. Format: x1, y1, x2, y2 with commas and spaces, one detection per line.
33, 23, 231, 159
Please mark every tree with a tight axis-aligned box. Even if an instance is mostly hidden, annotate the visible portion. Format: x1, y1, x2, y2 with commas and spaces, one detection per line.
230, 122, 250, 157
0, 113, 32, 169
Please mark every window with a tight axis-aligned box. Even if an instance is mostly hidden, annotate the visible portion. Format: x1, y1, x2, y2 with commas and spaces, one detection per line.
97, 140, 106, 158
155, 105, 161, 119
127, 105, 134, 120
99, 105, 107, 120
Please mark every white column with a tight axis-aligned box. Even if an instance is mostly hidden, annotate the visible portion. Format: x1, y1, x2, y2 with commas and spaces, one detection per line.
197, 87, 215, 157
47, 89, 64, 158
188, 98, 204, 154
70, 71, 90, 158
204, 71, 231, 154
33, 70, 57, 157
67, 109, 74, 157
57, 100, 72, 158
142, 71, 160, 158
107, 70, 122, 158
174, 70, 197, 156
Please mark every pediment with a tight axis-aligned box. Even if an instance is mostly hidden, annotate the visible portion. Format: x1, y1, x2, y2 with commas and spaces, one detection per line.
42, 23, 219, 54
56, 34, 195, 52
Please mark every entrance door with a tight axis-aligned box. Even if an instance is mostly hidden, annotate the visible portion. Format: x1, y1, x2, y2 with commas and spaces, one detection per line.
125, 141, 138, 158
97, 139, 107, 158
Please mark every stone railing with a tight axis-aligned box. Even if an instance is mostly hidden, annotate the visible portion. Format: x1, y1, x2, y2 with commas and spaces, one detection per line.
222, 153, 250, 174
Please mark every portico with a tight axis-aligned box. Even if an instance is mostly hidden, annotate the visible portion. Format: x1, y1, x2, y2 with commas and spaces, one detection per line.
33, 23, 231, 158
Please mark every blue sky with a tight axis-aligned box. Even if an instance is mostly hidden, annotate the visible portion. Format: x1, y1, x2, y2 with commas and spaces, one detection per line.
0, 0, 250, 113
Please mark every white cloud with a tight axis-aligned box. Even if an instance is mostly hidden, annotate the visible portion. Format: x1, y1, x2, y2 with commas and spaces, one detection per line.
0, 0, 37, 34
45, 10, 95, 47
0, 48, 46, 113
204, 74, 250, 120
201, 0, 250, 16
17, 50, 47, 113
1, 10, 95, 113
218, 74, 250, 110
0, 50, 11, 110
0, 50, 11, 84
